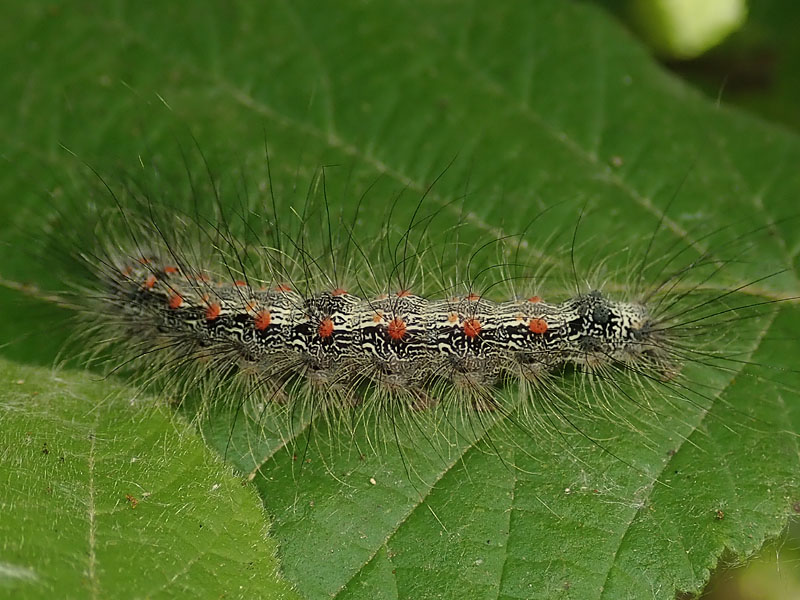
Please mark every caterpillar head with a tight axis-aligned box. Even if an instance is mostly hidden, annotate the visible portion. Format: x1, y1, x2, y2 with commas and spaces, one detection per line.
567, 290, 668, 371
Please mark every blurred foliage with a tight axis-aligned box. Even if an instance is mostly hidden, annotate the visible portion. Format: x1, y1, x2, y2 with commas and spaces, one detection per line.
595, 0, 800, 132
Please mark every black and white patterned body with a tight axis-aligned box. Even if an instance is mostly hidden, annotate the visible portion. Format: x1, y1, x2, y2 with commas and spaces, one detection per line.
111, 259, 655, 396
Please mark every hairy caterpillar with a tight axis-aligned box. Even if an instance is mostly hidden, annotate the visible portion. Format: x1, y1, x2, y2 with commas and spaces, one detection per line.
106, 253, 657, 404
41, 148, 795, 476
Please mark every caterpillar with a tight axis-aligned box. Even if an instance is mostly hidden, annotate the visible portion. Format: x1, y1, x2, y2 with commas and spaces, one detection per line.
107, 255, 657, 404
47, 149, 794, 473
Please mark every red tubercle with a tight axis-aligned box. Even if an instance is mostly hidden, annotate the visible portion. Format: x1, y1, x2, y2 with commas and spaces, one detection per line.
205, 302, 221, 321
318, 318, 334, 338
466, 293, 481, 301
463, 318, 481, 338
387, 317, 407, 340
276, 284, 292, 293
254, 310, 271, 331
528, 318, 548, 334
396, 289, 411, 298
528, 296, 542, 303
168, 293, 183, 309
332, 288, 347, 296
164, 266, 179, 274
144, 275, 157, 290
234, 280, 247, 287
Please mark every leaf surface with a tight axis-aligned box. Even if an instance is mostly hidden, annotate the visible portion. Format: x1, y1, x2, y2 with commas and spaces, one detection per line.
1, 1, 799, 599
0, 360, 299, 599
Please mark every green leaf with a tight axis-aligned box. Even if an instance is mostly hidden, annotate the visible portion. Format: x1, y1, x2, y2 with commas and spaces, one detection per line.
0, 359, 299, 599
1, 1, 799, 599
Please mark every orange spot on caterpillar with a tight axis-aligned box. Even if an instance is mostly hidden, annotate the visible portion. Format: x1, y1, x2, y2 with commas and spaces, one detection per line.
168, 294, 183, 309
254, 310, 271, 331
387, 318, 407, 340
234, 280, 247, 287
318, 318, 334, 338
529, 318, 548, 334
463, 318, 481, 338
466, 293, 481, 301
276, 284, 292, 292
137, 257, 150, 265
164, 266, 178, 274
332, 288, 347, 296
372, 311, 384, 323
528, 296, 542, 303
397, 290, 411, 297
245, 301, 258, 313
448, 313, 459, 323
205, 303, 221, 321
121, 266, 133, 276
144, 275, 157, 289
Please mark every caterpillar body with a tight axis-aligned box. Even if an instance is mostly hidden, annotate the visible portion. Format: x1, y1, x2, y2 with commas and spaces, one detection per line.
111, 257, 658, 402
